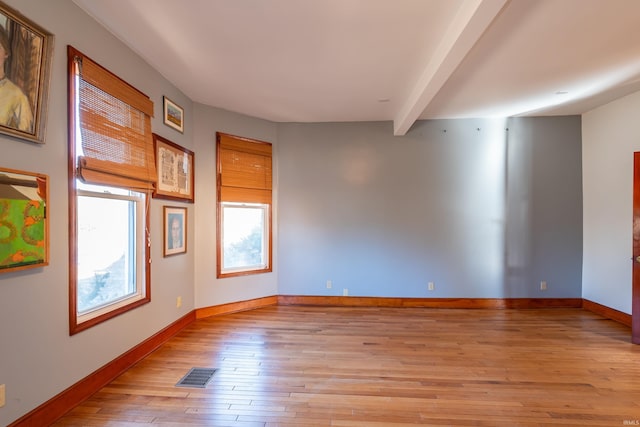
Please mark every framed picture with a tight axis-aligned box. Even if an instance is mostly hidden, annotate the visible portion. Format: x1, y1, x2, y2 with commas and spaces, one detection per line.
0, 1, 54, 144
153, 133, 195, 202
163, 96, 184, 133
0, 167, 48, 272
164, 206, 186, 256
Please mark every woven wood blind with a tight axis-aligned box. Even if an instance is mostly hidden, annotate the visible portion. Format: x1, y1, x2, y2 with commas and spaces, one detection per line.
218, 133, 272, 204
74, 54, 156, 191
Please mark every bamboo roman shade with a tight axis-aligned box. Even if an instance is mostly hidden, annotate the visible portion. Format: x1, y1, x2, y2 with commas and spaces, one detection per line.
73, 51, 156, 192
218, 133, 272, 204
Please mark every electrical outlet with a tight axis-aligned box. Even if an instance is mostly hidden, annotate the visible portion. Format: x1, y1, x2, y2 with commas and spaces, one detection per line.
0, 384, 5, 408
326, 280, 332, 289
540, 281, 547, 291
428, 282, 435, 291
176, 296, 182, 308
343, 288, 349, 296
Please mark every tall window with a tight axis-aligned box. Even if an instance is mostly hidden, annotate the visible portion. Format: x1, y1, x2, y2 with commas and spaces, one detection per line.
68, 46, 154, 334
216, 132, 272, 278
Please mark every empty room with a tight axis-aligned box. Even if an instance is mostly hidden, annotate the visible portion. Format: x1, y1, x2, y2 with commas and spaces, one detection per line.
1, 0, 640, 426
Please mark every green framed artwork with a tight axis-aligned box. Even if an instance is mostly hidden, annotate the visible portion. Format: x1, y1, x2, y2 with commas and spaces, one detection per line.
0, 167, 48, 272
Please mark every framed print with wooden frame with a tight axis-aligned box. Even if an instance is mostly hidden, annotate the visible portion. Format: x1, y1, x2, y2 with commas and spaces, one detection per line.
153, 133, 194, 203
164, 206, 186, 256
0, 166, 48, 272
163, 96, 184, 133
0, 1, 54, 144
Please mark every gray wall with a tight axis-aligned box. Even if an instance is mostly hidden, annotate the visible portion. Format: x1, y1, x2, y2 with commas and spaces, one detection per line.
277, 117, 582, 298
0, 0, 195, 424
505, 117, 583, 297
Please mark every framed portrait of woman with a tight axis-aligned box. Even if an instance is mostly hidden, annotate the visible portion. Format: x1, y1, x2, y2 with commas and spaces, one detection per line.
0, 2, 54, 144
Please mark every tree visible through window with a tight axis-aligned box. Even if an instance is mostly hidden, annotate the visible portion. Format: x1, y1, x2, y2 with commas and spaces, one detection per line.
221, 203, 268, 271
76, 189, 142, 315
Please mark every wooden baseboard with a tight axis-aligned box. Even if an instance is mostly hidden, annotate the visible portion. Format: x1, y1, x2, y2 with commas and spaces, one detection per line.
195, 295, 278, 319
582, 299, 632, 327
277, 295, 583, 309
9, 311, 196, 427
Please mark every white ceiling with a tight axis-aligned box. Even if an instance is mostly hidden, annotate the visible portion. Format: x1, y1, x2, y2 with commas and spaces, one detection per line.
73, 0, 640, 135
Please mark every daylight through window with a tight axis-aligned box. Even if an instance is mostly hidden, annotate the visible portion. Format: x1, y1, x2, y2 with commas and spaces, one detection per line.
216, 133, 272, 277
68, 46, 154, 334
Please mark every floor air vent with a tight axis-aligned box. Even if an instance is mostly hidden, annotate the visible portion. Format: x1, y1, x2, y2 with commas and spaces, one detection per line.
175, 367, 217, 388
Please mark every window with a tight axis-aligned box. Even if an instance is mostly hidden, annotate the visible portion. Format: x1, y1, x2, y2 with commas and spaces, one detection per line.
216, 132, 272, 277
68, 47, 154, 334
221, 202, 269, 272
76, 187, 145, 317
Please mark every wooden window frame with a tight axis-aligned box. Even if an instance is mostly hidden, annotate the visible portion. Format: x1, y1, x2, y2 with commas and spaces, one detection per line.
68, 46, 152, 334
216, 132, 273, 278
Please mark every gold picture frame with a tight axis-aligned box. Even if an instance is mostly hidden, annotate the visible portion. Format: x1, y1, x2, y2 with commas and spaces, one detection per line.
163, 96, 184, 133
163, 206, 186, 256
0, 1, 54, 144
153, 133, 195, 203
0, 166, 48, 272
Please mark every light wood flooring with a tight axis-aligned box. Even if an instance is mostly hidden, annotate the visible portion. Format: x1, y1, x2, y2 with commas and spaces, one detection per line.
54, 306, 640, 426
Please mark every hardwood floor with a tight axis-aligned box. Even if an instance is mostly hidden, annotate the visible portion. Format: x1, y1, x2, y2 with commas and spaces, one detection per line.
54, 306, 640, 426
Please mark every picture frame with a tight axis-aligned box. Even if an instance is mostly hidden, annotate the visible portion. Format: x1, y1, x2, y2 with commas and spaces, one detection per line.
153, 133, 195, 203
0, 1, 54, 144
163, 96, 184, 133
0, 166, 48, 272
163, 206, 186, 256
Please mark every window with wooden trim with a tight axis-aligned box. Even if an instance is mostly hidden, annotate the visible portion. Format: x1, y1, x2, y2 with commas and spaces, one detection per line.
216, 132, 272, 278
68, 46, 154, 334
